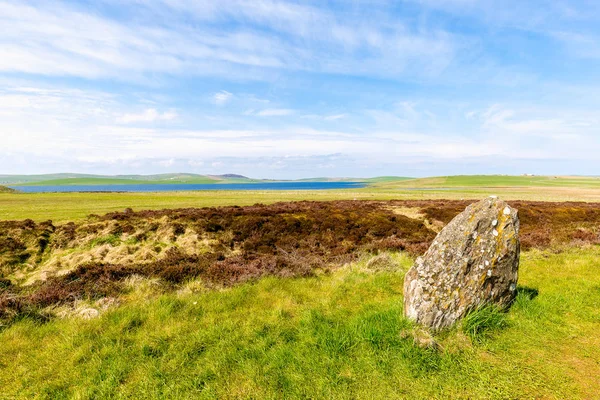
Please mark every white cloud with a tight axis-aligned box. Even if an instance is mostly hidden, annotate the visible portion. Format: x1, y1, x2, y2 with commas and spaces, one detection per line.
481, 105, 515, 128
118, 108, 178, 123
1, 2, 600, 177
256, 108, 295, 117
2, 85, 599, 176
213, 90, 233, 105
301, 113, 348, 121
158, 158, 175, 167
324, 114, 347, 121
0, 0, 459, 81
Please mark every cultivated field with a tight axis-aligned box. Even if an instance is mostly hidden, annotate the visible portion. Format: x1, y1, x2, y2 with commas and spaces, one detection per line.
0, 177, 599, 398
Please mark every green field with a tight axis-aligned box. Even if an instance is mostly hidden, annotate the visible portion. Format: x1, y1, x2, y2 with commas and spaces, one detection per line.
3, 178, 600, 223
377, 175, 600, 189
3, 174, 600, 225
1, 176, 600, 398
1, 249, 598, 399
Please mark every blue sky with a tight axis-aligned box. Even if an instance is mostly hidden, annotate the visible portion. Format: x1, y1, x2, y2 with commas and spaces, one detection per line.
1, 0, 599, 178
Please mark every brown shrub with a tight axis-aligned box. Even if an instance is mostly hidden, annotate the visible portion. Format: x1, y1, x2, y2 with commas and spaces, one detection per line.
2, 199, 600, 325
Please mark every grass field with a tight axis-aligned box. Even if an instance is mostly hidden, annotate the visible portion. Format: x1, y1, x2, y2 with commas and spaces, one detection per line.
1, 248, 598, 399
1, 176, 599, 399
378, 175, 600, 189
3, 184, 600, 223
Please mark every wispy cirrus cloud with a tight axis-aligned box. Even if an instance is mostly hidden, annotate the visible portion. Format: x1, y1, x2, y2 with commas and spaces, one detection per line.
324, 114, 347, 121
0, 0, 460, 82
118, 108, 178, 124
1, 1, 600, 177
256, 109, 295, 117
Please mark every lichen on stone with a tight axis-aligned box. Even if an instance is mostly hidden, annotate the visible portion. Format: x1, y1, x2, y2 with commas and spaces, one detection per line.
403, 197, 520, 330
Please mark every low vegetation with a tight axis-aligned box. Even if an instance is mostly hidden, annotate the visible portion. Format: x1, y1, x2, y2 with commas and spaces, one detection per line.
417, 199, 600, 250
1, 248, 599, 398
0, 198, 599, 398
4, 180, 600, 223
0, 201, 434, 325
1, 200, 599, 326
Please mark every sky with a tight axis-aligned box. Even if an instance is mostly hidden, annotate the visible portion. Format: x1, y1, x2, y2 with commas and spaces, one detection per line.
1, 0, 600, 179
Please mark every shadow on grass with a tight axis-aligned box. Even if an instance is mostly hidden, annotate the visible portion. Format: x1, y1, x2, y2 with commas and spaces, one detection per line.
461, 285, 540, 341
516, 285, 539, 301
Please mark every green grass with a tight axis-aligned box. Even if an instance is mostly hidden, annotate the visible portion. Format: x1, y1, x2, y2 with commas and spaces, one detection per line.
88, 234, 122, 248
3, 174, 600, 224
293, 176, 412, 183
0, 190, 380, 223
3, 182, 600, 224
363, 176, 413, 183
1, 248, 599, 399
0, 185, 14, 193
461, 305, 509, 342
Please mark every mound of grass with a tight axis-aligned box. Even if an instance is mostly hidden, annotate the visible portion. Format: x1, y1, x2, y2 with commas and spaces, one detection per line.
461, 304, 508, 342
1, 248, 599, 398
0, 185, 15, 193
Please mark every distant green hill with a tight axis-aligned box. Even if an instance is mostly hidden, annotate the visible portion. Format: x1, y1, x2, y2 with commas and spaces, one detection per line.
374, 175, 600, 189
8, 174, 596, 189
0, 173, 414, 187
0, 173, 258, 186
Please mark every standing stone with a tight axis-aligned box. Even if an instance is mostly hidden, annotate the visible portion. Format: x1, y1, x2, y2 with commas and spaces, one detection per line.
403, 197, 520, 330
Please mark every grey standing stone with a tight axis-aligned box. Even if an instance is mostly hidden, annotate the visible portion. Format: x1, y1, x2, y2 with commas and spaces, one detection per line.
403, 197, 520, 330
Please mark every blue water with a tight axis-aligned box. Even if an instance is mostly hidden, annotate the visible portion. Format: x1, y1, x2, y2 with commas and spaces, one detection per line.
10, 181, 367, 193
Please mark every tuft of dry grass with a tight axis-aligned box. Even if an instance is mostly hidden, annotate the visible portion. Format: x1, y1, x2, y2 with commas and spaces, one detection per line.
1, 200, 600, 326
1, 247, 599, 398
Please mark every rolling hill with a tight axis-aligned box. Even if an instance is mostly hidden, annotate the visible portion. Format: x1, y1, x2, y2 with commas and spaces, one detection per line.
0, 173, 413, 187
373, 175, 600, 189
0, 173, 257, 186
